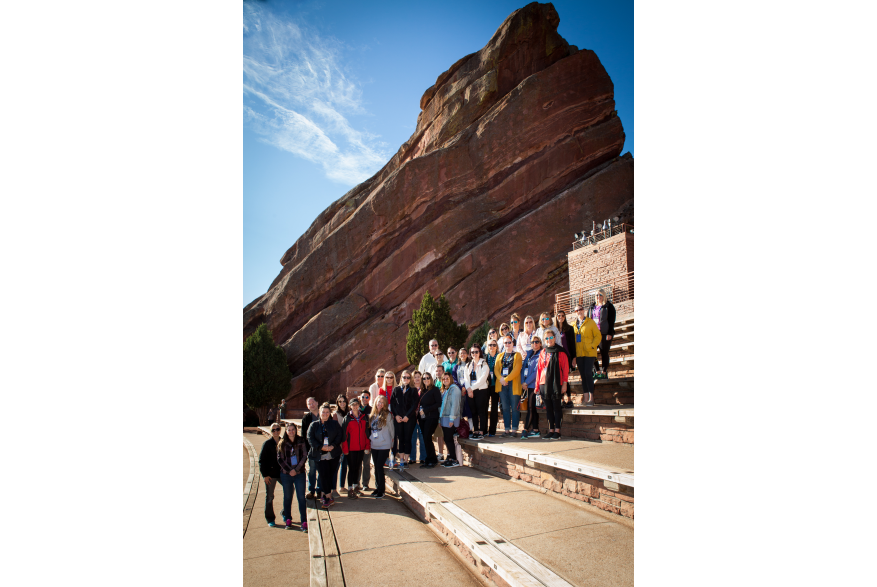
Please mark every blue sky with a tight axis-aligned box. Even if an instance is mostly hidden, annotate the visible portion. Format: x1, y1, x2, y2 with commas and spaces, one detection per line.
243, 0, 633, 307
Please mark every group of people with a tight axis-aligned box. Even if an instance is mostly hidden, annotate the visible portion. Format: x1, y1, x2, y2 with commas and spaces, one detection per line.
258, 293, 617, 529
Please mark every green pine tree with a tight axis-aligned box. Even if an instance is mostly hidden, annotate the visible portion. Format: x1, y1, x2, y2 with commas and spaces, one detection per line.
243, 323, 292, 410
406, 292, 469, 365
465, 319, 492, 351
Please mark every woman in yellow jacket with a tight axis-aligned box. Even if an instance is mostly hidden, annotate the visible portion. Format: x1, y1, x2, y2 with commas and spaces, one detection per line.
571, 304, 602, 406
494, 335, 523, 437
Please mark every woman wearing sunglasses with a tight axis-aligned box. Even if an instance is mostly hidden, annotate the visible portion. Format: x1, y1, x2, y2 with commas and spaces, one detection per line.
517, 316, 537, 360
439, 372, 463, 467
535, 331, 570, 440
368, 369, 386, 397
494, 334, 523, 437
410, 371, 428, 464
509, 313, 522, 351
521, 336, 543, 439
535, 312, 561, 345
277, 422, 308, 530
484, 338, 501, 437
391, 370, 418, 470
259, 423, 284, 527
417, 373, 442, 467
462, 345, 490, 439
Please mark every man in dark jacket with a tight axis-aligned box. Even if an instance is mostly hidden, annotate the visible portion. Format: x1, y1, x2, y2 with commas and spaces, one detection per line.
300, 397, 319, 498
258, 423, 283, 526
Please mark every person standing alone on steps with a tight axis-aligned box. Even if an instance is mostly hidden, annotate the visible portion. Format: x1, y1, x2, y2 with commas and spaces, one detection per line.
259, 423, 283, 527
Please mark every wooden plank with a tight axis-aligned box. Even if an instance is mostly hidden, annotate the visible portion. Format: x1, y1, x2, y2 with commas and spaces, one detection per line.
318, 509, 344, 586
307, 504, 327, 587
444, 504, 575, 587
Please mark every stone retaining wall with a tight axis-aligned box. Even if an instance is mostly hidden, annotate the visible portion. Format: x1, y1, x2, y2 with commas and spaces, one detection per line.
461, 446, 634, 520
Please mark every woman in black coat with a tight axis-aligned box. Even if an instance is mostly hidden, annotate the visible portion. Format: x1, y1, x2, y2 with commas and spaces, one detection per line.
417, 373, 442, 468
553, 309, 577, 367
390, 370, 419, 470
588, 289, 617, 379
307, 402, 343, 509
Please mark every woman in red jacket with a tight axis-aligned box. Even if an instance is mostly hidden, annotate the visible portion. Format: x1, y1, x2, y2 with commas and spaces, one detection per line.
340, 397, 370, 499
535, 331, 570, 440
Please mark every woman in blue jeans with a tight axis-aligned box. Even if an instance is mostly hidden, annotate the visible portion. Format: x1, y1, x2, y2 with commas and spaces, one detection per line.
277, 422, 309, 532
332, 394, 349, 495
494, 335, 523, 436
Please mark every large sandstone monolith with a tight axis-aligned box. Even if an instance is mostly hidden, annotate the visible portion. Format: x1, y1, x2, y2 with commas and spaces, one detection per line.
243, 2, 634, 405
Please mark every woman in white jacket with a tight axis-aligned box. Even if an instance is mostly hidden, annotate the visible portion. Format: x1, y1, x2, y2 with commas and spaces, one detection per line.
461, 345, 491, 440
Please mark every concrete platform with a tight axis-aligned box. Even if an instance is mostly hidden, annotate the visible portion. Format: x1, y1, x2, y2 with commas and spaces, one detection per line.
384, 459, 634, 587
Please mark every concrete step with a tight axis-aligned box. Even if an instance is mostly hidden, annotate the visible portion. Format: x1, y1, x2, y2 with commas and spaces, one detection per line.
492, 406, 634, 445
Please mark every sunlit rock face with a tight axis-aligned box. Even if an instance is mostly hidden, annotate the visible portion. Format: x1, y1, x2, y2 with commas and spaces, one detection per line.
243, 2, 633, 405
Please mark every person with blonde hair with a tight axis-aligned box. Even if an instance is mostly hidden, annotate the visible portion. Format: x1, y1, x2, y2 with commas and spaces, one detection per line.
368, 369, 386, 397
535, 312, 561, 344
509, 313, 523, 352
517, 316, 537, 359
368, 395, 395, 498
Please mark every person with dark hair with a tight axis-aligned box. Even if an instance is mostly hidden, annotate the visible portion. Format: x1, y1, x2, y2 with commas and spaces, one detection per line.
589, 289, 617, 379
553, 309, 577, 366
410, 371, 428, 464
301, 397, 320, 499
368, 395, 395, 498
442, 347, 460, 387
358, 390, 372, 491
417, 372, 441, 468
277, 422, 308, 531
391, 370, 418, 470
267, 406, 277, 425
307, 403, 343, 509
439, 372, 462, 468
462, 345, 490, 440
454, 347, 473, 429
535, 331, 570, 440
561, 390, 574, 409
340, 397, 370, 500
484, 338, 500, 437
333, 394, 350, 496
259, 423, 283, 527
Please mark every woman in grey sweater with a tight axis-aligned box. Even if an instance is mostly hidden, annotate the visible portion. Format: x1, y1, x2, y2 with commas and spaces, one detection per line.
439, 373, 463, 468
368, 395, 395, 498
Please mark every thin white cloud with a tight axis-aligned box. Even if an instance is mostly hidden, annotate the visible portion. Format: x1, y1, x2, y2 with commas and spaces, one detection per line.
243, 3, 388, 185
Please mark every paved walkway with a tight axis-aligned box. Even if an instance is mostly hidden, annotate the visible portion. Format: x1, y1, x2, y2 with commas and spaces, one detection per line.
243, 433, 310, 587
244, 432, 482, 587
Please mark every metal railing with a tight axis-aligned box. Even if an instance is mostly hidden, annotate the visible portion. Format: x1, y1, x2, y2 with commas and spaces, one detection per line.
572, 223, 633, 250
554, 270, 634, 315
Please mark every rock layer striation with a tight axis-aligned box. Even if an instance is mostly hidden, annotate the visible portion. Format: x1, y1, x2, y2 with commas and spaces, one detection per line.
243, 2, 634, 404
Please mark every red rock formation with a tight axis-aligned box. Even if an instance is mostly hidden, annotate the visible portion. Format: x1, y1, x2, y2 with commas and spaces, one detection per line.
243, 2, 633, 405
